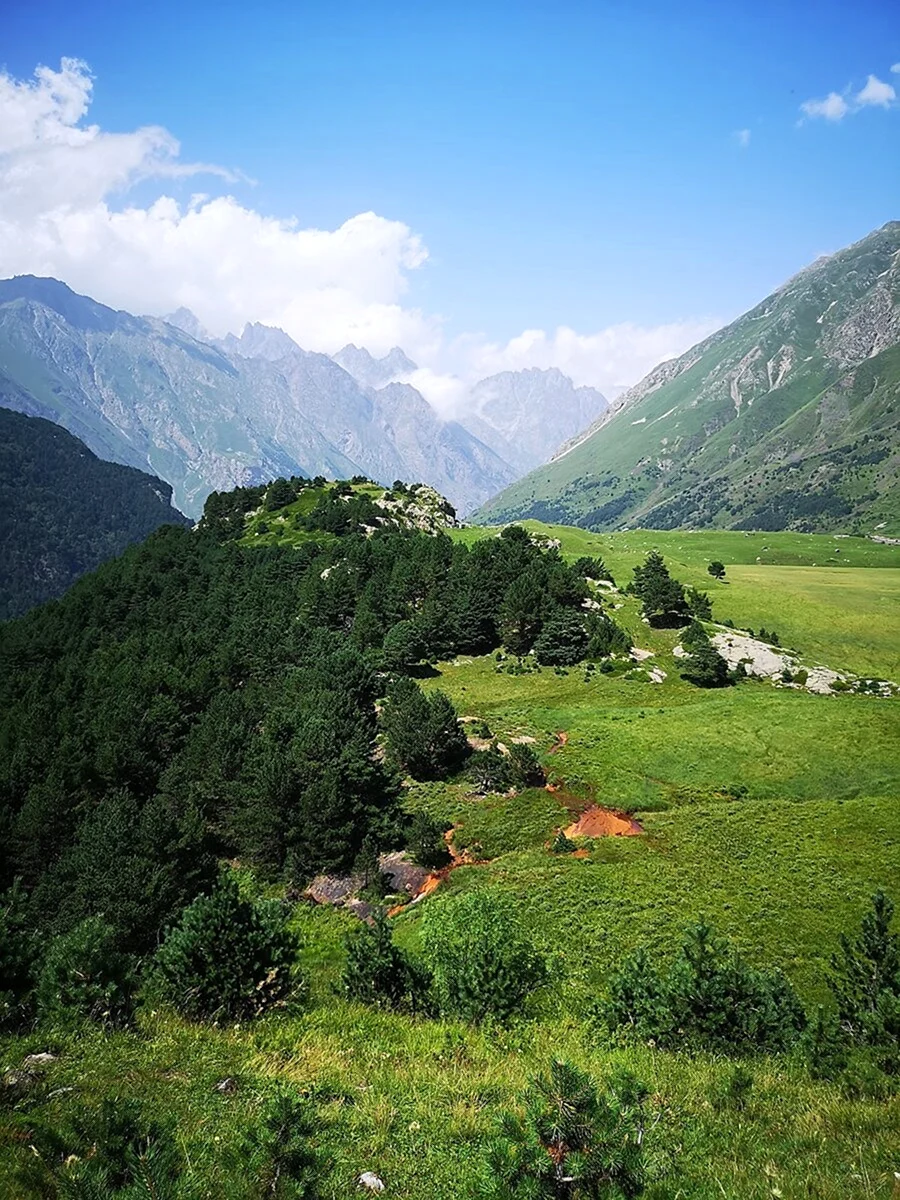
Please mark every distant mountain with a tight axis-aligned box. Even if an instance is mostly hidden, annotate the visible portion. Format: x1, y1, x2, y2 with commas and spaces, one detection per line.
477, 222, 900, 533
333, 343, 418, 389
0, 408, 190, 620
463, 367, 608, 474
0, 279, 514, 516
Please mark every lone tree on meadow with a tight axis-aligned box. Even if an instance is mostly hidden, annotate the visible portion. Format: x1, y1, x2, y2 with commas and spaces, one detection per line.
707, 560, 726, 580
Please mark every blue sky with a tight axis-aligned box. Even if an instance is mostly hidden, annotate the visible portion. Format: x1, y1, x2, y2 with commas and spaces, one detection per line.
1, 0, 898, 397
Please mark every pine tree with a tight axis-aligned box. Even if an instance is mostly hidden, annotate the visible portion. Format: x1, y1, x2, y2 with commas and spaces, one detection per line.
238, 1089, 321, 1198
631, 551, 689, 628
480, 1060, 647, 1198
829, 891, 900, 1045
155, 875, 299, 1021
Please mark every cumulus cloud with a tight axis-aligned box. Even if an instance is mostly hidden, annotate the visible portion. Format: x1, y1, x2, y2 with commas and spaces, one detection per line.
856, 74, 896, 108
800, 70, 897, 122
891, 63, 900, 74
0, 57, 718, 414
800, 91, 850, 121
734, 128, 751, 148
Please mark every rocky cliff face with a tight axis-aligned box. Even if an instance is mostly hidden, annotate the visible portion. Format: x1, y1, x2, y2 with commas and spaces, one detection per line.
477, 222, 900, 534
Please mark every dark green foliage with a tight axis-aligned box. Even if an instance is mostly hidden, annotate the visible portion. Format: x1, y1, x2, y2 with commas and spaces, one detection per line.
354, 837, 390, 900
632, 559, 688, 625
602, 946, 674, 1041
533, 608, 589, 666
585, 612, 632, 659
37, 917, 135, 1027
603, 922, 806, 1053
381, 678, 470, 780
237, 1089, 321, 1198
631, 551, 690, 627
468, 747, 513, 794
422, 891, 547, 1022
19, 1098, 182, 1199
0, 408, 191, 620
707, 561, 726, 580
0, 879, 36, 1028
712, 1066, 754, 1112
406, 812, 451, 869
480, 1059, 647, 1198
803, 1006, 849, 1080
685, 586, 713, 620
507, 742, 545, 789
265, 476, 300, 511
829, 891, 900, 1047
28, 790, 216, 955
551, 829, 577, 854
382, 619, 426, 670
0, 483, 590, 953
342, 909, 433, 1014
154, 875, 298, 1022
679, 624, 731, 689
572, 556, 615, 584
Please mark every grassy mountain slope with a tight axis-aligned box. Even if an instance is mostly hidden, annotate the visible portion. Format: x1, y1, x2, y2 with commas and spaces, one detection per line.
477, 222, 900, 534
0, 408, 190, 619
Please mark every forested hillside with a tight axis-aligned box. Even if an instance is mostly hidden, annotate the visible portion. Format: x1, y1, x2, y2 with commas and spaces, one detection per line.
0, 479, 594, 935
0, 408, 190, 620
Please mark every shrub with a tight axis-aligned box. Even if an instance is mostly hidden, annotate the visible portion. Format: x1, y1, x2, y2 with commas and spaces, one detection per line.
586, 612, 632, 659
382, 619, 426, 671
237, 1089, 322, 1198
353, 837, 391, 900
467, 747, 513, 794
342, 909, 433, 1014
480, 1059, 647, 1198
508, 742, 545, 789
829, 891, 900, 1047
19, 1099, 180, 1198
631, 551, 690, 627
708, 561, 726, 580
155, 875, 298, 1021
422, 891, 546, 1022
803, 1006, 849, 1080
37, 917, 135, 1026
603, 922, 805, 1053
680, 638, 731, 689
551, 829, 578, 854
407, 812, 451, 869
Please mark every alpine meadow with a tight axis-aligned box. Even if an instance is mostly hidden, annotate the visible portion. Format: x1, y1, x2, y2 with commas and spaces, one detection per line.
1, 9, 900, 1200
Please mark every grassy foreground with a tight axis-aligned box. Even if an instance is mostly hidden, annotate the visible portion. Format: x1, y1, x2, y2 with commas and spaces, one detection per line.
2, 526, 899, 1198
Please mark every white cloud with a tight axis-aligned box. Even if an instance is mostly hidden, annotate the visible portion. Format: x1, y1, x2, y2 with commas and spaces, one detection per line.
800, 69, 897, 122
0, 57, 718, 415
891, 63, 900, 74
800, 91, 850, 121
856, 74, 896, 108
735, 128, 751, 147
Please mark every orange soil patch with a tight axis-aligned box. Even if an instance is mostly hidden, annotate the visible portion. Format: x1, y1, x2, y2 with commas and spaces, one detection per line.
564, 806, 643, 838
547, 730, 569, 755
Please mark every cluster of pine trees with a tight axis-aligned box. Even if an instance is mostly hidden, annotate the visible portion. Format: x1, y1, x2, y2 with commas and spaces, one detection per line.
0, 485, 626, 979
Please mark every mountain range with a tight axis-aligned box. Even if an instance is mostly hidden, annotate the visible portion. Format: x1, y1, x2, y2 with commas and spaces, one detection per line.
0, 280, 608, 518
478, 222, 900, 533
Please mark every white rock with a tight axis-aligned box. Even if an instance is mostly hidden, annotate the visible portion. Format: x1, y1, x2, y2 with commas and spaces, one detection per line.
359, 1172, 385, 1191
